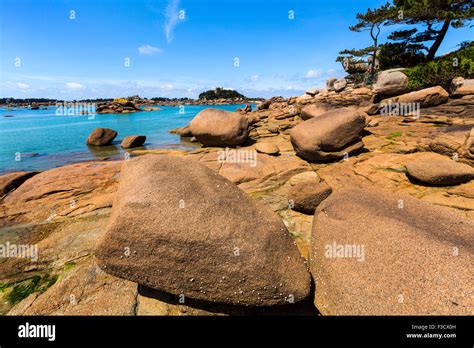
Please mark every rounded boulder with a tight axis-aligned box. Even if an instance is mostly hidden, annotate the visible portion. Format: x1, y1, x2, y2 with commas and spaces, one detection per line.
190, 108, 249, 147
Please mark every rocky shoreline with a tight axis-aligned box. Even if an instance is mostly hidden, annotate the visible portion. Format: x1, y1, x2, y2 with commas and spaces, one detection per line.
0, 71, 473, 316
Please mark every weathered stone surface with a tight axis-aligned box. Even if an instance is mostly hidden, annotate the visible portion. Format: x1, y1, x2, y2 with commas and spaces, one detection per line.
121, 135, 146, 149
380, 86, 449, 109
86, 128, 118, 146
255, 142, 280, 155
465, 127, 474, 159
257, 100, 271, 110
8, 258, 137, 315
451, 77, 474, 98
290, 108, 366, 161
311, 188, 474, 315
170, 124, 192, 137
326, 78, 337, 91
218, 152, 311, 192
333, 78, 347, 92
96, 155, 311, 306
344, 62, 368, 74
373, 69, 408, 98
288, 171, 320, 186
300, 104, 332, 120
367, 119, 379, 127
0, 171, 38, 196
296, 95, 313, 104
0, 161, 121, 226
305, 88, 319, 97
190, 108, 249, 147
289, 181, 332, 214
405, 152, 474, 186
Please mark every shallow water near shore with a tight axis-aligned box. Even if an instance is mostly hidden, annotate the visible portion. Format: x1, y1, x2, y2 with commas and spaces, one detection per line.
0, 104, 249, 173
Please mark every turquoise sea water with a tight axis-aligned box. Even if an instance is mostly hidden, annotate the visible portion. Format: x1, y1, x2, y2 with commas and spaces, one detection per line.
0, 104, 248, 173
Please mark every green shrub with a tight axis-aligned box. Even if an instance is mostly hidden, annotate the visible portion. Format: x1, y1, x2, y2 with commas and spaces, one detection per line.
4, 274, 59, 305
403, 45, 474, 90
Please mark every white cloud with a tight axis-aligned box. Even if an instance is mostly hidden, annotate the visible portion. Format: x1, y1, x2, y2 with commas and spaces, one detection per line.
305, 69, 323, 79
138, 44, 162, 55
164, 0, 182, 43
65, 82, 85, 90
17, 82, 30, 89
249, 74, 260, 82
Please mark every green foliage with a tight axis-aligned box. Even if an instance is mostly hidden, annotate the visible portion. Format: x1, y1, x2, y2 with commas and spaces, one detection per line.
337, 2, 394, 72
4, 274, 59, 305
386, 131, 403, 140
64, 261, 76, 272
198, 88, 245, 100
6, 276, 41, 305
391, 0, 473, 60
337, 0, 472, 75
403, 45, 474, 89
379, 42, 426, 69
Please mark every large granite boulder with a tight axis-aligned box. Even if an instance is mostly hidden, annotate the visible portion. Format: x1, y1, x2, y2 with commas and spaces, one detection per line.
405, 152, 474, 186
311, 188, 474, 315
121, 135, 146, 149
373, 69, 408, 98
380, 86, 449, 109
190, 108, 249, 147
300, 104, 332, 120
450, 77, 474, 98
326, 78, 337, 91
0, 171, 38, 196
333, 78, 347, 92
170, 124, 192, 137
344, 62, 368, 74
96, 155, 311, 306
86, 128, 117, 146
290, 108, 366, 161
289, 181, 332, 214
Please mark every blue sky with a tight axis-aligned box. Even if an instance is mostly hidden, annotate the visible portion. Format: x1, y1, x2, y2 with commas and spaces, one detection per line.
0, 0, 472, 99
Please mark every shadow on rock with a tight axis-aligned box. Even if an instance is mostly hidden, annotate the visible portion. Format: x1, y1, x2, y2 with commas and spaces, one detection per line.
138, 283, 319, 316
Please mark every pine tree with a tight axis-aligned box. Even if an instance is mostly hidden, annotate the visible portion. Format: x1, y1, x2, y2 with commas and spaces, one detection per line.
392, 0, 473, 60
336, 2, 395, 74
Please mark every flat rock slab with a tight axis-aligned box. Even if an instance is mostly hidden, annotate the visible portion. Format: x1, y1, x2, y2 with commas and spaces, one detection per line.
0, 161, 121, 226
0, 171, 38, 196
97, 155, 310, 306
406, 152, 474, 186
311, 188, 474, 315
8, 258, 137, 315
380, 86, 449, 109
